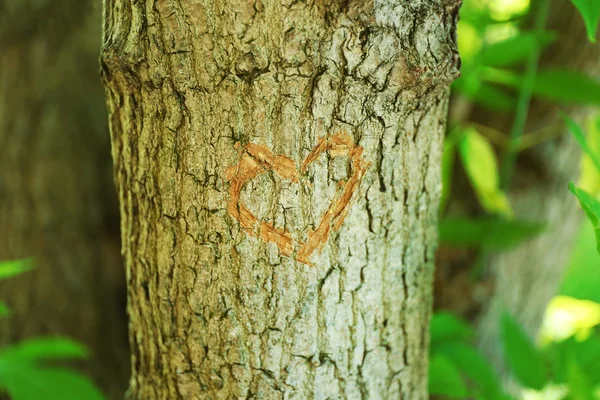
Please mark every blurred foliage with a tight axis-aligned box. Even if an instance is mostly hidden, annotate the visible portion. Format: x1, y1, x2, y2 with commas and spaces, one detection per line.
0, 259, 105, 400
432, 0, 600, 399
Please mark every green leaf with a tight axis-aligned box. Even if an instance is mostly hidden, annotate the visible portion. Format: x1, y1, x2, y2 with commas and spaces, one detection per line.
435, 341, 501, 397
567, 356, 595, 400
471, 83, 516, 111
0, 258, 34, 280
459, 128, 512, 217
571, 0, 600, 43
544, 335, 600, 385
439, 217, 546, 250
577, 116, 600, 195
429, 354, 469, 399
488, 69, 600, 106
482, 31, 556, 67
562, 113, 600, 172
533, 69, 600, 105
0, 302, 9, 318
0, 365, 105, 400
0, 337, 89, 363
430, 312, 473, 347
569, 183, 600, 255
501, 312, 548, 390
453, 77, 515, 111
560, 220, 600, 303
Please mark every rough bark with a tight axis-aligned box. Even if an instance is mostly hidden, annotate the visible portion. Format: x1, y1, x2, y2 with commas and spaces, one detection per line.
101, 1, 460, 398
0, 1, 129, 397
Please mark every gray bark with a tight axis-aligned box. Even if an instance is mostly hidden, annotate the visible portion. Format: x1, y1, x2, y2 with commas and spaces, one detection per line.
101, 1, 460, 398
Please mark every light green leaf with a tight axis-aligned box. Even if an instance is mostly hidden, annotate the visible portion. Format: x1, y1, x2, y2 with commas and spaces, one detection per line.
0, 365, 105, 400
569, 183, 600, 255
571, 0, 600, 43
0, 337, 89, 362
435, 342, 500, 397
459, 128, 512, 217
0, 302, 9, 317
430, 312, 473, 347
562, 113, 600, 172
577, 116, 600, 195
439, 217, 546, 250
482, 31, 556, 67
429, 354, 469, 399
0, 258, 34, 280
559, 220, 600, 302
501, 312, 548, 390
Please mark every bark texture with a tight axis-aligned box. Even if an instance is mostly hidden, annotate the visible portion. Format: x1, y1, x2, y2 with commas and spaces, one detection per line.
0, 1, 129, 397
101, 1, 460, 398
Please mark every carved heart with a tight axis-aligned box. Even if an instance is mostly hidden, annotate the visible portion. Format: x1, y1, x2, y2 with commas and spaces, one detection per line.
225, 132, 369, 266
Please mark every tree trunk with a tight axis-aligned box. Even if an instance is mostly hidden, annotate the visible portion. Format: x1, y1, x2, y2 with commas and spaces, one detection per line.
101, 1, 460, 398
0, 1, 129, 397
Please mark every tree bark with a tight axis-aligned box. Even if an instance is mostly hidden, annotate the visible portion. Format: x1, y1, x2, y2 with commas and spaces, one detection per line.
0, 1, 129, 397
101, 1, 460, 398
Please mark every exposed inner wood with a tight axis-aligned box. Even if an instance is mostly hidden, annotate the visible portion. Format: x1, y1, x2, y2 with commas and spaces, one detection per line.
226, 131, 369, 266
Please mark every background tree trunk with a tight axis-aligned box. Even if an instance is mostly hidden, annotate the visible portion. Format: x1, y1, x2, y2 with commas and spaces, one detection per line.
0, 1, 129, 397
474, 2, 600, 378
436, 0, 599, 384
102, 1, 460, 398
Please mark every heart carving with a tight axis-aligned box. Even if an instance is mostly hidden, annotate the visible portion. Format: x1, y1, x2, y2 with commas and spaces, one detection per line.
225, 132, 369, 266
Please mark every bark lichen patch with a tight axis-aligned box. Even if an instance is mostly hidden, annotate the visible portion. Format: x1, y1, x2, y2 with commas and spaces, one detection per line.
226, 131, 369, 266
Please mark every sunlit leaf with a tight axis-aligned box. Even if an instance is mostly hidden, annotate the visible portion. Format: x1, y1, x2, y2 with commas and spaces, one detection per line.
482, 31, 556, 67
501, 312, 549, 390
435, 342, 501, 397
457, 21, 483, 62
571, 0, 600, 43
0, 365, 105, 400
569, 183, 600, 255
430, 312, 473, 347
429, 354, 469, 399
539, 296, 600, 343
574, 116, 600, 195
459, 128, 513, 216
439, 217, 546, 250
0, 258, 34, 280
0, 337, 89, 362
